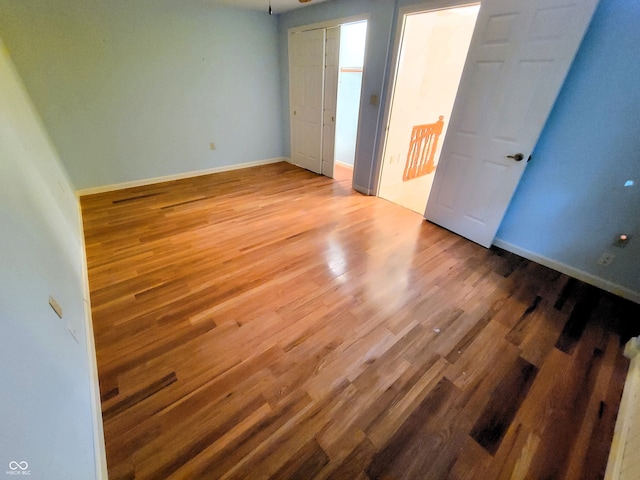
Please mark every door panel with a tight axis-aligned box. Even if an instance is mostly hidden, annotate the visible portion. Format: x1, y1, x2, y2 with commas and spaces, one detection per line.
438, 153, 472, 211
458, 62, 503, 135
322, 27, 340, 178
425, 0, 599, 247
290, 29, 325, 174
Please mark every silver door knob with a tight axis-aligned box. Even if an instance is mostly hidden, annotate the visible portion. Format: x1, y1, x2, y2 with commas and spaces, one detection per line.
507, 153, 524, 161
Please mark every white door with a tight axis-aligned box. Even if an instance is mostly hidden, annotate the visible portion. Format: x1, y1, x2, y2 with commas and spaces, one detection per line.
290, 29, 326, 174
322, 27, 341, 178
425, 0, 599, 247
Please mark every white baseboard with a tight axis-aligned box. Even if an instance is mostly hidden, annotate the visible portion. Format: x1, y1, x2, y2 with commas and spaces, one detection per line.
335, 160, 354, 168
492, 238, 640, 303
76, 200, 108, 479
353, 183, 375, 195
76, 157, 286, 196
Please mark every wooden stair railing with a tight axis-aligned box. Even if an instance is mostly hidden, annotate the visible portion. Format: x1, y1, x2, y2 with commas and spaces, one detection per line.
403, 115, 445, 181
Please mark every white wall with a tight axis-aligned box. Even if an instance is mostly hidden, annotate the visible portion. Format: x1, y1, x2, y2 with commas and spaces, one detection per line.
495, 0, 640, 302
0, 39, 101, 479
334, 22, 367, 167
0, 0, 283, 190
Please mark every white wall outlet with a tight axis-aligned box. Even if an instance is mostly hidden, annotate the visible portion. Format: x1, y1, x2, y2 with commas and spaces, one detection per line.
597, 251, 616, 267
209, 142, 216, 151
49, 295, 63, 319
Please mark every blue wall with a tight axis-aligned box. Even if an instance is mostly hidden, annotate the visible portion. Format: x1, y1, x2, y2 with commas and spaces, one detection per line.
496, 0, 640, 300
0, 0, 283, 190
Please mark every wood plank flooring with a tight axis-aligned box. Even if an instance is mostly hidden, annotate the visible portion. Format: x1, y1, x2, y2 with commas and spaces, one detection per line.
80, 162, 639, 480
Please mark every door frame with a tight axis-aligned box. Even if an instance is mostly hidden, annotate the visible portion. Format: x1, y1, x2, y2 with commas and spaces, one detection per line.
374, 0, 481, 197
288, 14, 370, 178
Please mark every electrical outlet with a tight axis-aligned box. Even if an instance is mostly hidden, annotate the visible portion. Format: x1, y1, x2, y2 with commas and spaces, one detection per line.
597, 251, 616, 267
209, 142, 216, 151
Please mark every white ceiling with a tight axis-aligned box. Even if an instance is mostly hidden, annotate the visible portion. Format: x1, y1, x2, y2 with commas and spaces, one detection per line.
210, 0, 332, 15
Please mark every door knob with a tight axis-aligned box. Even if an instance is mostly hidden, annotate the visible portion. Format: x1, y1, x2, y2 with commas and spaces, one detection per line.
507, 153, 524, 161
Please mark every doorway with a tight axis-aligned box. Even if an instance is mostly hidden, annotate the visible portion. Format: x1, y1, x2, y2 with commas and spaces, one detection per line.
333, 21, 367, 184
288, 19, 367, 182
378, 4, 479, 214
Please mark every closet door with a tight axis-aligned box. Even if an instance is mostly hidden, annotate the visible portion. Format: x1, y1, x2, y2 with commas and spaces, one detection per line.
289, 28, 326, 174
322, 26, 341, 178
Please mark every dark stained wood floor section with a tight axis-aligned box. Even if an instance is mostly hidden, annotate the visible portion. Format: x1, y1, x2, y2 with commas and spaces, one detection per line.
81, 162, 639, 480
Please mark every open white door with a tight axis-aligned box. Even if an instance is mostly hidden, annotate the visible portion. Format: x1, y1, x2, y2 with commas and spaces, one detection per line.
425, 0, 599, 247
290, 29, 325, 174
322, 27, 341, 178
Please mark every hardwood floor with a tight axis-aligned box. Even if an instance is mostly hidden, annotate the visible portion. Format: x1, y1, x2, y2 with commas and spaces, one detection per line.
333, 163, 353, 183
81, 162, 638, 480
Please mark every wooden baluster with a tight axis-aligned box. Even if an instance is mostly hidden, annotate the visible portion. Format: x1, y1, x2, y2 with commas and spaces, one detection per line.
403, 116, 445, 181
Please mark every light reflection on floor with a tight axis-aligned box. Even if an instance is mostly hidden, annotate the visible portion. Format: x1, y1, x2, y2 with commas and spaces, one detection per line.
327, 163, 424, 310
